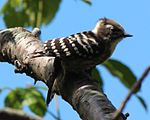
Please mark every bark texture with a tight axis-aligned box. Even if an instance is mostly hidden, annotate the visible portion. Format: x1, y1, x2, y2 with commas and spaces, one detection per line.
0, 27, 126, 120
0, 107, 43, 120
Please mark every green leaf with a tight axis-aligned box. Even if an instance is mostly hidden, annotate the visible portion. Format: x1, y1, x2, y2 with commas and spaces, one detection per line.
0, 88, 2, 94
0, 0, 25, 27
0, 0, 61, 28
136, 95, 148, 111
92, 68, 104, 89
35, 86, 48, 91
5, 87, 47, 116
42, 0, 61, 25
24, 88, 47, 117
82, 0, 92, 5
5, 88, 25, 109
102, 59, 137, 90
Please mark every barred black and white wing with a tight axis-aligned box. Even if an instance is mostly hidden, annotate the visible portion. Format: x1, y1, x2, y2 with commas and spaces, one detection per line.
44, 31, 105, 60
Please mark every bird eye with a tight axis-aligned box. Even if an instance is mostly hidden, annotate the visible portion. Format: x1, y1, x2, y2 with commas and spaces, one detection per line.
105, 24, 114, 29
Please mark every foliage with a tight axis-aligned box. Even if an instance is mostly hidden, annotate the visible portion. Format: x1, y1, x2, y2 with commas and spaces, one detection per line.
82, 0, 92, 5
102, 59, 146, 110
102, 59, 137, 90
4, 87, 47, 117
136, 95, 148, 111
0, 0, 61, 28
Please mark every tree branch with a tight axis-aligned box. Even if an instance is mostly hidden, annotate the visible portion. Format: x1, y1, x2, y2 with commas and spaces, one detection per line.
0, 27, 59, 93
0, 107, 43, 120
113, 66, 150, 120
55, 70, 126, 120
0, 27, 126, 120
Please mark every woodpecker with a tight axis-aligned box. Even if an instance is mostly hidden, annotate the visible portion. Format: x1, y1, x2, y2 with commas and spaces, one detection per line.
43, 18, 132, 105
44, 18, 132, 69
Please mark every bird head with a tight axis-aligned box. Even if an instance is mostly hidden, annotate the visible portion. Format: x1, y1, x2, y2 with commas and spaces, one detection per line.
92, 18, 132, 42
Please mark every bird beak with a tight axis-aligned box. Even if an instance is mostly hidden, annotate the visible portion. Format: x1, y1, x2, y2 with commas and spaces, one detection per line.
123, 33, 133, 38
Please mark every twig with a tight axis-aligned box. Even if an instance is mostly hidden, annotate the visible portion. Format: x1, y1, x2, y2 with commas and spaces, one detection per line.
55, 95, 61, 120
113, 66, 150, 120
47, 109, 61, 120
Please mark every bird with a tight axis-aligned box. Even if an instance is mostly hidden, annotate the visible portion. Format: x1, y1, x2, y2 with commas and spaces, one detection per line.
44, 17, 132, 70
43, 18, 132, 105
